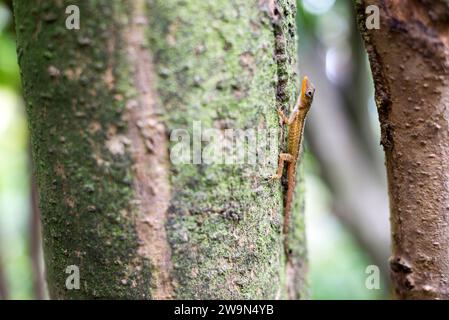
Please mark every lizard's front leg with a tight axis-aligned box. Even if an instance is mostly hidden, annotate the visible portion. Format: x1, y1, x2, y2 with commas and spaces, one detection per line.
271, 153, 294, 179
277, 108, 290, 124
278, 105, 300, 126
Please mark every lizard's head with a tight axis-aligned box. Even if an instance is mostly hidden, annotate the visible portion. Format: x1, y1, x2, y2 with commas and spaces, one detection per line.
301, 76, 315, 105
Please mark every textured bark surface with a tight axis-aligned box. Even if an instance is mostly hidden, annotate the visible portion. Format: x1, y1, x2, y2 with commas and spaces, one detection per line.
14, 0, 307, 299
356, 0, 449, 299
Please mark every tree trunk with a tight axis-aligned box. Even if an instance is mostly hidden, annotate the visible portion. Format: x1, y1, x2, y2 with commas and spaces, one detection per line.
356, 0, 449, 299
14, 0, 307, 299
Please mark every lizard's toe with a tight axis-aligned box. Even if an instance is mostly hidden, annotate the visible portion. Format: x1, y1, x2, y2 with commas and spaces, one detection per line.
268, 174, 282, 181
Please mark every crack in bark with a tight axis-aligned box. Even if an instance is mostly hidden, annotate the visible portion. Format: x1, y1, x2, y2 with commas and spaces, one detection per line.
124, 1, 174, 299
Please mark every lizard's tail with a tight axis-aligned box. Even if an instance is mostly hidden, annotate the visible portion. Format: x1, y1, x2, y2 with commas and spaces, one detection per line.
283, 165, 296, 255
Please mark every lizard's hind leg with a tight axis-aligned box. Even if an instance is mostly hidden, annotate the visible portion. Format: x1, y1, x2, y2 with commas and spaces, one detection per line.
271, 153, 294, 180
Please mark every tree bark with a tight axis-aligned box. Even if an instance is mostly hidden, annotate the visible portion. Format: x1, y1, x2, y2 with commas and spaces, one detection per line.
356, 0, 449, 299
14, 0, 307, 299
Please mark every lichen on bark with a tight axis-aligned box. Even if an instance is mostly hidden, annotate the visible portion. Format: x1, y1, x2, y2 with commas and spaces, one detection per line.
148, 0, 307, 299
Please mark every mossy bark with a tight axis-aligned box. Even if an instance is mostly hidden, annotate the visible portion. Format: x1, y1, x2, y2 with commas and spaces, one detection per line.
14, 0, 307, 299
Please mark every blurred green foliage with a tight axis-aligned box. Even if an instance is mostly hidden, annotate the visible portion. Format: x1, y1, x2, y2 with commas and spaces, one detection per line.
304, 152, 386, 300
0, 1, 34, 299
0, 1, 19, 89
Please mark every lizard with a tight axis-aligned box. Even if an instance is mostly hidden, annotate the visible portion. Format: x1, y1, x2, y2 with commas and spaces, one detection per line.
271, 76, 315, 255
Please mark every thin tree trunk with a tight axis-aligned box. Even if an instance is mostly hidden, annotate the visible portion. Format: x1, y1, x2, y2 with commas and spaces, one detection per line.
14, 0, 307, 299
356, 0, 449, 299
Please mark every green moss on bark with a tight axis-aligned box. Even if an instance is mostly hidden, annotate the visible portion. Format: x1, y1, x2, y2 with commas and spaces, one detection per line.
14, 0, 153, 299
147, 0, 307, 299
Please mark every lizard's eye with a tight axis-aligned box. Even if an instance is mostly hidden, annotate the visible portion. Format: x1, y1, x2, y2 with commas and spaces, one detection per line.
305, 90, 313, 98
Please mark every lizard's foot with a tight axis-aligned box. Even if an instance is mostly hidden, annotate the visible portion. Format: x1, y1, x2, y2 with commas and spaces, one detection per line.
268, 173, 282, 181
277, 108, 287, 124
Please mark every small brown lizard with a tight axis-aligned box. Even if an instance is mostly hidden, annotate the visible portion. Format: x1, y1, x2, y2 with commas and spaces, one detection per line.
271, 76, 315, 255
